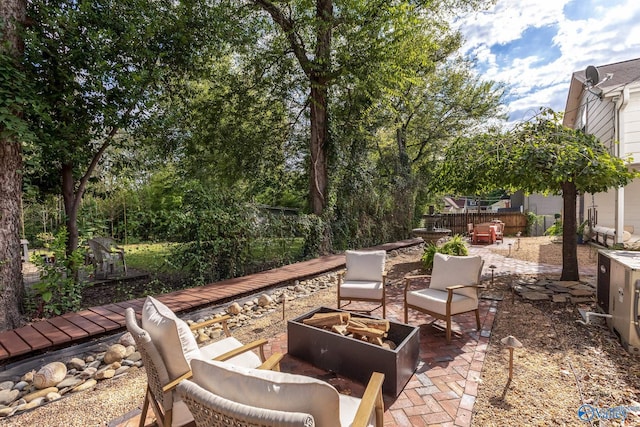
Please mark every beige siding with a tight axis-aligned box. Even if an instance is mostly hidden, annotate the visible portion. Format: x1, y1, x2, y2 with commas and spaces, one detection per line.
622, 92, 640, 165
524, 194, 562, 216
590, 102, 615, 147
586, 178, 640, 232
625, 179, 640, 229
579, 91, 615, 152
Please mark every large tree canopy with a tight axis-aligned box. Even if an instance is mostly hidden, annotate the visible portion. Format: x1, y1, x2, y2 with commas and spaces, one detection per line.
247, 0, 495, 222
433, 108, 638, 280
22, 0, 225, 256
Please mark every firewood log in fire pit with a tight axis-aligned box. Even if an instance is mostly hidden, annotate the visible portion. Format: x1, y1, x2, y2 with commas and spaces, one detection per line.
302, 312, 396, 349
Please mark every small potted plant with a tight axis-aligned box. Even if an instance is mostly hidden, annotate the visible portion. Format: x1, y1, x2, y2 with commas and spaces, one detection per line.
577, 220, 589, 244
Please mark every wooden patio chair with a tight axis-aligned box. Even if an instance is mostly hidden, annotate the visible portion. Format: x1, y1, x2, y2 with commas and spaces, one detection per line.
88, 237, 126, 278
404, 253, 484, 342
337, 250, 387, 318
472, 225, 493, 244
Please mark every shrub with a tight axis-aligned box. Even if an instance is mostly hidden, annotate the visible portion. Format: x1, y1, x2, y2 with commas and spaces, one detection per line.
421, 234, 469, 270
544, 221, 563, 236
27, 228, 88, 317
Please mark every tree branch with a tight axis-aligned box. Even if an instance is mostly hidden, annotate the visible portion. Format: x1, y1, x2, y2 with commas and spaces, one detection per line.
252, 0, 313, 76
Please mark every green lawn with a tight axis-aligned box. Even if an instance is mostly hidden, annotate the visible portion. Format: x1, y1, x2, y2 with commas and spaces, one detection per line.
124, 242, 177, 272
123, 238, 305, 273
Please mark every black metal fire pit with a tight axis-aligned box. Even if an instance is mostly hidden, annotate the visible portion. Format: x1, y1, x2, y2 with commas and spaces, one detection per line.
287, 307, 420, 397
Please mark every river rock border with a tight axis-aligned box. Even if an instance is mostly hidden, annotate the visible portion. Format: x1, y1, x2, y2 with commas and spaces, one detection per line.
0, 273, 344, 419
0, 246, 417, 419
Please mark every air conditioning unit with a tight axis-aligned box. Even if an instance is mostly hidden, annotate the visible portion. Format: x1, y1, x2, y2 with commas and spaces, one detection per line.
597, 250, 640, 355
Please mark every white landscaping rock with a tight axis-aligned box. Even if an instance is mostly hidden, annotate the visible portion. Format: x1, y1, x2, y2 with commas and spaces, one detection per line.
33, 362, 67, 389
258, 294, 273, 307
0, 389, 19, 406
103, 344, 127, 364
67, 357, 86, 370
95, 369, 115, 380
118, 332, 136, 347
24, 387, 58, 403
72, 379, 97, 392
227, 302, 242, 315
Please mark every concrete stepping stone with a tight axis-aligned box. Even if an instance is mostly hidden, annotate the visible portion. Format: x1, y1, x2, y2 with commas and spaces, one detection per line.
521, 292, 550, 301
552, 294, 571, 303
569, 289, 594, 297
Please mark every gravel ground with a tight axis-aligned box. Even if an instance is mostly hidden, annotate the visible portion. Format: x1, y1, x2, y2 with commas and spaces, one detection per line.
3, 238, 639, 426
476, 238, 640, 426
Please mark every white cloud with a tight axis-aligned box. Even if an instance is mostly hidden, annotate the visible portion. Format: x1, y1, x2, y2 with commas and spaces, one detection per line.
457, 0, 640, 124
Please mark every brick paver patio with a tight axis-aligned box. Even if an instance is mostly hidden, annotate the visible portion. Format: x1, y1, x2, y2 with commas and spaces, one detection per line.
113, 237, 597, 427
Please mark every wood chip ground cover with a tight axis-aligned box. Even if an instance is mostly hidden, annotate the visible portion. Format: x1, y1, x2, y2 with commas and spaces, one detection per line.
477, 237, 640, 426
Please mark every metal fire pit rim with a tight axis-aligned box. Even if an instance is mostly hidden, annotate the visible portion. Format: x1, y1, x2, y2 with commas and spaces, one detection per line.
288, 306, 410, 352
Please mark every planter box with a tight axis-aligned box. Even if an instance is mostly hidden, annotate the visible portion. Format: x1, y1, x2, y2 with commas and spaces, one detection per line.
287, 307, 420, 397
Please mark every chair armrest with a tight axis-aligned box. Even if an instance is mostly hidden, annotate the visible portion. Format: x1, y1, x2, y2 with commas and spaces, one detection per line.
445, 284, 484, 304
446, 284, 482, 291
404, 274, 431, 281
163, 343, 277, 392
352, 372, 385, 427
403, 275, 431, 292
213, 338, 268, 362
190, 315, 232, 337
162, 370, 193, 393
258, 353, 284, 371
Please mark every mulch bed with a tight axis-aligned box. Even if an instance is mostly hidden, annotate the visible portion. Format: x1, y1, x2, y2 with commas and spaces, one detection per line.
473, 275, 640, 426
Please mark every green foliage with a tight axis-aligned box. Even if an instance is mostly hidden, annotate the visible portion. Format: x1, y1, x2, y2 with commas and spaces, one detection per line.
421, 235, 468, 270
297, 214, 326, 259
0, 48, 36, 142
525, 211, 540, 237
161, 184, 320, 285
27, 228, 88, 317
125, 242, 176, 273
544, 221, 563, 236
577, 220, 588, 237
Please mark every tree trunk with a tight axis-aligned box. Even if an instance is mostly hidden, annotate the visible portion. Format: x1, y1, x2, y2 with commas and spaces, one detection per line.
252, 0, 332, 219
62, 163, 80, 257
393, 123, 415, 237
561, 181, 579, 281
309, 80, 329, 216
308, 0, 332, 216
0, 0, 27, 332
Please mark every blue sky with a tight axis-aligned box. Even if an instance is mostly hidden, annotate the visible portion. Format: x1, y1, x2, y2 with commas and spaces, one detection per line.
457, 0, 640, 125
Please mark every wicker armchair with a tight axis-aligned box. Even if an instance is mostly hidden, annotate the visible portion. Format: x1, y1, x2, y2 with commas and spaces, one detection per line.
177, 359, 385, 427
125, 298, 282, 427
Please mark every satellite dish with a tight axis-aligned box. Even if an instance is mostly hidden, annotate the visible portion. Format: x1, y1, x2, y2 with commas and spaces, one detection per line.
585, 65, 600, 87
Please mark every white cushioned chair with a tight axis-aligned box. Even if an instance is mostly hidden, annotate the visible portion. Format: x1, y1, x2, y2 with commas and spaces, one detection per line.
404, 253, 484, 342
337, 250, 387, 318
177, 359, 385, 427
125, 296, 282, 427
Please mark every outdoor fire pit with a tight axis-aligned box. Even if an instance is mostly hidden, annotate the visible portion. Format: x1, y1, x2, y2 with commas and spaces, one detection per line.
287, 307, 420, 397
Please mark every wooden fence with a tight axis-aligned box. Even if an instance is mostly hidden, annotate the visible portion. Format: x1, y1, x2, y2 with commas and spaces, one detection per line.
421, 212, 528, 237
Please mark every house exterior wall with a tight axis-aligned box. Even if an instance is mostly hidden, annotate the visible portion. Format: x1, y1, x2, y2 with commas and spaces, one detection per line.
582, 86, 640, 237
520, 193, 563, 216
588, 178, 640, 231
577, 91, 616, 151
620, 87, 640, 166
